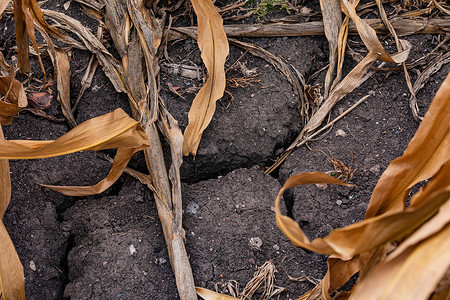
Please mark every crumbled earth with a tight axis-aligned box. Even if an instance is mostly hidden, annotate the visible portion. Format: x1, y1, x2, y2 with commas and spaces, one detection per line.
182, 167, 327, 298
0, 0, 448, 299
62, 180, 177, 300
162, 36, 325, 182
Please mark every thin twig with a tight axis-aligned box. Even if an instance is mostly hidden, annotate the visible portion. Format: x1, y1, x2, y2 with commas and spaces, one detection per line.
265, 95, 370, 174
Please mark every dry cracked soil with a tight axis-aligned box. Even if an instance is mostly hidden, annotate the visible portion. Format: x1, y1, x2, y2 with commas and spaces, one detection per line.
1, 0, 448, 299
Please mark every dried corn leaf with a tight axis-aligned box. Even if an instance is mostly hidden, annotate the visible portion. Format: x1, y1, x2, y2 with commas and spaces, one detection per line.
196, 287, 238, 300
0, 109, 149, 196
319, 0, 342, 98
0, 108, 147, 158
299, 0, 411, 136
126, 0, 163, 123
50, 48, 76, 127
44, 147, 140, 196
278, 76, 450, 299
0, 127, 10, 220
182, 0, 229, 156
0, 126, 24, 300
365, 73, 450, 218
387, 192, 450, 262
102, 0, 197, 297
275, 0, 411, 168
275, 169, 449, 260
0, 76, 27, 125
374, 0, 417, 124
73, 54, 98, 112
13, 0, 30, 73
309, 255, 360, 300
0, 0, 11, 15
0, 52, 10, 72
0, 221, 24, 300
351, 218, 450, 300
13, 0, 71, 77
409, 51, 450, 121
104, 0, 130, 63
43, 9, 127, 93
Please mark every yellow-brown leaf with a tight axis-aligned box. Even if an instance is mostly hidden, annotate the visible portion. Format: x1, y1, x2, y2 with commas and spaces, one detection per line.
182, 0, 229, 156
196, 287, 238, 300
365, 73, 450, 217
275, 167, 449, 260
0, 221, 25, 300
0, 76, 27, 125
0, 109, 149, 196
0, 126, 24, 300
350, 219, 450, 300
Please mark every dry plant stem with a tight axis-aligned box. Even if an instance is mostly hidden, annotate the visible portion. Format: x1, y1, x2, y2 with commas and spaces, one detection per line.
168, 18, 450, 40
319, 0, 343, 98
375, 0, 418, 123
265, 95, 369, 174
409, 51, 450, 121
430, 0, 450, 15
98, 0, 196, 297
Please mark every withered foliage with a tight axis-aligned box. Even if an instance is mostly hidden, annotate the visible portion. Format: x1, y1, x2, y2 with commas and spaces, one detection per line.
0, 0, 449, 299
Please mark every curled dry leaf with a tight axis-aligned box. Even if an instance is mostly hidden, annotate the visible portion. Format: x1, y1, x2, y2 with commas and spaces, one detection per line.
351, 202, 450, 300
366, 73, 450, 217
182, 0, 229, 156
50, 48, 77, 127
0, 126, 25, 300
0, 76, 27, 125
0, 108, 149, 196
276, 74, 450, 299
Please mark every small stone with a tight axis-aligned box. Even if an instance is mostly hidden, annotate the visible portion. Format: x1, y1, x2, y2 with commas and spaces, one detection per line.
249, 258, 256, 264
335, 129, 347, 137
249, 237, 263, 252
368, 90, 376, 97
336, 200, 343, 206
92, 85, 102, 92
273, 244, 280, 251
155, 257, 167, 265
315, 183, 328, 191
129, 245, 136, 255
29, 260, 36, 271
370, 164, 381, 174
186, 201, 199, 214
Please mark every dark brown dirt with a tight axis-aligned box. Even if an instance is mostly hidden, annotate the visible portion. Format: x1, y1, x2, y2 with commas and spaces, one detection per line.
1, 0, 448, 299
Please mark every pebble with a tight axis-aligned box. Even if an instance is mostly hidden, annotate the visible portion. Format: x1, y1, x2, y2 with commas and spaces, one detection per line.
315, 183, 328, 191
249, 258, 255, 264
336, 200, 343, 206
155, 258, 167, 265
370, 164, 381, 174
186, 201, 199, 214
272, 244, 280, 251
29, 260, 36, 271
248, 237, 263, 252
335, 129, 347, 137
129, 245, 136, 255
